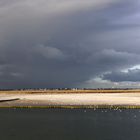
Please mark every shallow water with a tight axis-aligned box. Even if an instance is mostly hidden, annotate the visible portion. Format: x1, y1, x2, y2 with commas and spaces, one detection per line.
0, 109, 140, 140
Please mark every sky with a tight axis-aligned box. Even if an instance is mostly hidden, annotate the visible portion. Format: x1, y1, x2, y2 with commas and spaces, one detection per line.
1, 0, 140, 89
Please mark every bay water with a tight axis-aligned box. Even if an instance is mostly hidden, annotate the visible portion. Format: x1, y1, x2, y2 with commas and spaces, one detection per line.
0, 109, 140, 140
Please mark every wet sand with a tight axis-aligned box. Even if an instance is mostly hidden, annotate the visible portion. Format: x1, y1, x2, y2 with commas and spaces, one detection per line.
1, 93, 140, 107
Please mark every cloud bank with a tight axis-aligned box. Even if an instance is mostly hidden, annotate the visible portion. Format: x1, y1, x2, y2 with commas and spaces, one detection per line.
0, 0, 140, 89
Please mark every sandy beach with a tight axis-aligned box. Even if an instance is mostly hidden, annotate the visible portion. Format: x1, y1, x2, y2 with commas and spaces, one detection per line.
1, 92, 140, 107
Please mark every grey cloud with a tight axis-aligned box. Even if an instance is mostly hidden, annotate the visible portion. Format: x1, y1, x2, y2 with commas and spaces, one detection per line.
0, 0, 21, 7
0, 0, 140, 89
102, 69, 140, 82
35, 45, 66, 60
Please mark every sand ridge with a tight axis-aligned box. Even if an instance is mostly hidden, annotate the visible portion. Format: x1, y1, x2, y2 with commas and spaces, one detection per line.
1, 93, 140, 107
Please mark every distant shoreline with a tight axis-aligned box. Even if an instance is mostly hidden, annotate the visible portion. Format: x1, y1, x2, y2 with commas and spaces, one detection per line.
1, 89, 140, 94
1, 105, 140, 109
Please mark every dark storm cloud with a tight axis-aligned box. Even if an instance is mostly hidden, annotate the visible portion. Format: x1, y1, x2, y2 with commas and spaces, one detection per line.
102, 69, 140, 82
0, 0, 140, 88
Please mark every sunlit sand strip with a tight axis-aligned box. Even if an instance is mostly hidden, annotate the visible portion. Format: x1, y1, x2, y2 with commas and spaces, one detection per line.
1, 93, 140, 108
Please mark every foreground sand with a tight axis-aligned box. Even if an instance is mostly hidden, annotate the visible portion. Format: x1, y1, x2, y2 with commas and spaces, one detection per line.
1, 92, 140, 108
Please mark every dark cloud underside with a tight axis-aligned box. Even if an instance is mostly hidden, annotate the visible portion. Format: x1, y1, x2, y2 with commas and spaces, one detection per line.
0, 0, 140, 89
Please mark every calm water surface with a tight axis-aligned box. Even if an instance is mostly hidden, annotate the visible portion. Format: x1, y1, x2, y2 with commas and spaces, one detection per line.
0, 109, 140, 140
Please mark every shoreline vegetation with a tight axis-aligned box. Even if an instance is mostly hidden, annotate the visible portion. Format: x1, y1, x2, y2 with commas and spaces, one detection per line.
1, 89, 140, 94
1, 105, 140, 109
1, 89, 140, 109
